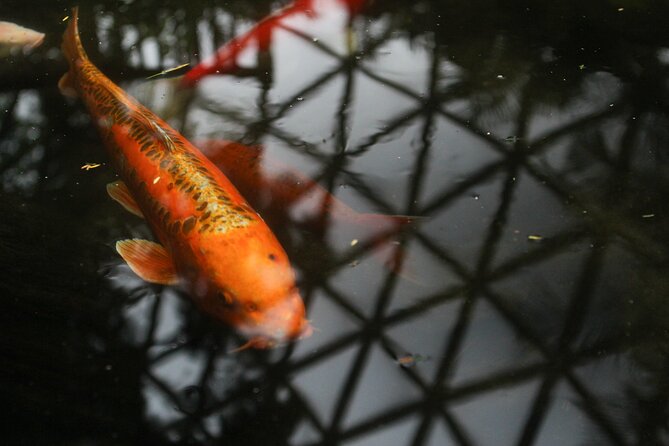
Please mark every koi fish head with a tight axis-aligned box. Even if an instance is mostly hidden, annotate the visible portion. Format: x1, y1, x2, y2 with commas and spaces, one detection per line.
231, 287, 313, 348
192, 231, 312, 347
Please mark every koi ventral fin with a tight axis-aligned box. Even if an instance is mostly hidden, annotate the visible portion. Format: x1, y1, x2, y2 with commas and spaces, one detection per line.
58, 72, 78, 98
107, 181, 144, 218
116, 239, 178, 285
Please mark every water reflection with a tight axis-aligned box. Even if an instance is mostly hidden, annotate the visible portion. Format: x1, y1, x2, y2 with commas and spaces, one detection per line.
2, 0, 669, 445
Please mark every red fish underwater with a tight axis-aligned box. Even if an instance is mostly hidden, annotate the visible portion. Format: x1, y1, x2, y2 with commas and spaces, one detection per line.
60, 8, 311, 349
197, 140, 416, 275
181, 0, 367, 87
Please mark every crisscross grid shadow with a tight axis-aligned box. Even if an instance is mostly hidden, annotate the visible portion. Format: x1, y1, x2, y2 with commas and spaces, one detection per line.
125, 4, 669, 446
1, 2, 668, 445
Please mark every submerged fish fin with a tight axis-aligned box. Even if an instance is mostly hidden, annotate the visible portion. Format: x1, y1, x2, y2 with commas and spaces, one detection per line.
227, 337, 275, 354
107, 181, 144, 218
116, 239, 178, 285
58, 71, 78, 98
354, 213, 424, 229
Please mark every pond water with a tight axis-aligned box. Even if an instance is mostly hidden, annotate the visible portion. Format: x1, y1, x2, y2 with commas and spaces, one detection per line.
2, 1, 669, 445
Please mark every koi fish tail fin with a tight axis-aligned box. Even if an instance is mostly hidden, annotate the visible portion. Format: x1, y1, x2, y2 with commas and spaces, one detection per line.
353, 212, 425, 231
59, 7, 85, 98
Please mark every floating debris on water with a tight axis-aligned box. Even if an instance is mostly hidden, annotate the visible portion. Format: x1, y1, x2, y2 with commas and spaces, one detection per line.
153, 176, 161, 184
527, 234, 543, 241
395, 353, 430, 368
642, 214, 655, 218
350, 239, 358, 246
62, 15, 69, 22
81, 163, 101, 170
145, 63, 190, 80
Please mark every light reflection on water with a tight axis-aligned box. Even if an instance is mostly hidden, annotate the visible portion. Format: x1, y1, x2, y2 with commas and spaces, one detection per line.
2, 0, 669, 445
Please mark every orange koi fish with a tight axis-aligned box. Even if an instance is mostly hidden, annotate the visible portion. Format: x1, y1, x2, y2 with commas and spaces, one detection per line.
60, 8, 311, 349
181, 0, 367, 87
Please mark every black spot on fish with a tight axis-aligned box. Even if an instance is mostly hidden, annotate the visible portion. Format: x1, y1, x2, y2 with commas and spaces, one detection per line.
268, 253, 276, 261
182, 217, 196, 234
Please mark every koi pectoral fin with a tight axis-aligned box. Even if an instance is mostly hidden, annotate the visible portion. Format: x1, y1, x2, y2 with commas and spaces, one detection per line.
107, 181, 144, 218
116, 239, 178, 285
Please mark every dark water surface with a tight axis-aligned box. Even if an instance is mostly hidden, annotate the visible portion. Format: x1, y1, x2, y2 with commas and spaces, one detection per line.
2, 1, 669, 445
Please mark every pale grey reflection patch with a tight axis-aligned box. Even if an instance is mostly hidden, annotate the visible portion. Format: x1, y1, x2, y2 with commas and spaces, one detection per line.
450, 299, 542, 387
532, 379, 597, 446
450, 379, 540, 445
343, 415, 420, 446
341, 344, 423, 429
289, 419, 322, 445
290, 344, 359, 424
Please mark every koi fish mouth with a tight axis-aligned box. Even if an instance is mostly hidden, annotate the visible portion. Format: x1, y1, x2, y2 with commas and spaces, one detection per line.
230, 318, 313, 353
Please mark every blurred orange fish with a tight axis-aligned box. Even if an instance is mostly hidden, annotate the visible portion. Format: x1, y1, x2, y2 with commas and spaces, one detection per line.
60, 8, 311, 349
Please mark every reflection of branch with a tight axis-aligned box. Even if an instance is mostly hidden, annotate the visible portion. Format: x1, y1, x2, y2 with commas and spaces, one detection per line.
420, 159, 506, 215
349, 107, 423, 155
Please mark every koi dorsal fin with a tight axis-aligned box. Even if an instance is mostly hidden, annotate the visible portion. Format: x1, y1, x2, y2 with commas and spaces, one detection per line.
107, 180, 144, 218
150, 120, 177, 153
116, 239, 178, 285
